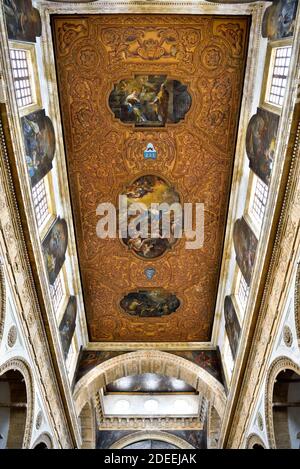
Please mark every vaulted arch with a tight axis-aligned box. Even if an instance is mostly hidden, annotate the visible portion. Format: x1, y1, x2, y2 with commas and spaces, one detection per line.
110, 430, 194, 449
0, 357, 34, 448
0, 263, 6, 345
265, 356, 300, 449
245, 433, 266, 449
74, 350, 226, 448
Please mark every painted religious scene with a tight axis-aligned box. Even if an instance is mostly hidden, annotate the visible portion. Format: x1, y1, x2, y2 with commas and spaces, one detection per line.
22, 109, 56, 187
4, 0, 41, 42
224, 295, 241, 359
59, 296, 77, 359
120, 289, 180, 318
246, 108, 279, 185
42, 218, 68, 285
120, 175, 181, 259
262, 0, 298, 40
109, 75, 191, 127
233, 217, 258, 286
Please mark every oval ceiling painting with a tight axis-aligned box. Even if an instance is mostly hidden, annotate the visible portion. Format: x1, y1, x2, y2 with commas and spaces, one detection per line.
120, 289, 181, 318
120, 174, 181, 259
109, 75, 191, 127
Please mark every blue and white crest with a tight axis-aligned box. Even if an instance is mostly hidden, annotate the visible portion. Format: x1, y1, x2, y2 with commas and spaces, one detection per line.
144, 267, 156, 280
143, 143, 157, 160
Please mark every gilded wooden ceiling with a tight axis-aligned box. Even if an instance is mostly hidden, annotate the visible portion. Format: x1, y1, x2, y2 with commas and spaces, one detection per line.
52, 14, 250, 342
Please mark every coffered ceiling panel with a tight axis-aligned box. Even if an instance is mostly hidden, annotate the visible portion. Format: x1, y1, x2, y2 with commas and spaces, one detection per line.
52, 14, 250, 342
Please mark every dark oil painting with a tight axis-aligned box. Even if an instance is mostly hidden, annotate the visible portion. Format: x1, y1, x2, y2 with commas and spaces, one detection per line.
4, 0, 41, 42
109, 75, 191, 127
121, 174, 181, 259
173, 350, 223, 384
246, 108, 279, 185
59, 296, 77, 359
262, 0, 298, 40
22, 109, 56, 188
224, 295, 241, 360
120, 289, 180, 318
233, 217, 258, 287
42, 217, 68, 285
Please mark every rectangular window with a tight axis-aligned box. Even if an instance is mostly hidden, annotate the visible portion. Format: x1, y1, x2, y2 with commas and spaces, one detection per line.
250, 177, 269, 226
9, 48, 34, 109
32, 179, 50, 228
266, 46, 292, 107
50, 273, 64, 312
237, 273, 249, 312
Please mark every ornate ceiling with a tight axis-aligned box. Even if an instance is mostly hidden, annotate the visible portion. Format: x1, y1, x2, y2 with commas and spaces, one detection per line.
52, 14, 250, 342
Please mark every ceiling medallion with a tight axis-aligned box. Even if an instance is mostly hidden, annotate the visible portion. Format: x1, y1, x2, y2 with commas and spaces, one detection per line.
7, 325, 17, 348
257, 413, 264, 432
144, 143, 157, 160
144, 267, 156, 280
36, 410, 43, 430
283, 325, 293, 348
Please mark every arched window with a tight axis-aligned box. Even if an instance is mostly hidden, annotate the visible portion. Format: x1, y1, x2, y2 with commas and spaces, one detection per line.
272, 369, 300, 448
0, 370, 28, 448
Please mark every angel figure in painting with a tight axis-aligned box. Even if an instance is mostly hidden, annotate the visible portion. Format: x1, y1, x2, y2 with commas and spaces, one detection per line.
124, 90, 147, 123
150, 82, 169, 124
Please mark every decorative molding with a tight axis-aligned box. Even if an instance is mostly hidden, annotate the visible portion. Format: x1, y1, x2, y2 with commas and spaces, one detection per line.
86, 342, 215, 351
35, 410, 44, 431
256, 412, 264, 432
282, 325, 293, 348
294, 261, 300, 342
7, 324, 17, 348
245, 433, 266, 449
110, 430, 195, 449
31, 432, 53, 449
0, 357, 34, 449
0, 261, 6, 344
265, 356, 300, 449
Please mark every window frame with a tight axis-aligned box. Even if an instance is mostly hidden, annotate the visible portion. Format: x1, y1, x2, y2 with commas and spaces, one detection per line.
244, 171, 268, 239
260, 38, 293, 115
9, 41, 42, 117
32, 173, 56, 239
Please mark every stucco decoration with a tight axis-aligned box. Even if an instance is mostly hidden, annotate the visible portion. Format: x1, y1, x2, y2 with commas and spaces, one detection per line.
0, 262, 6, 345
245, 433, 266, 448
110, 430, 194, 449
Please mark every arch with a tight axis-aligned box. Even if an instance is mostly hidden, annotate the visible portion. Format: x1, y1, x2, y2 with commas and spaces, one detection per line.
294, 261, 300, 343
0, 357, 34, 448
265, 356, 300, 448
32, 432, 53, 449
74, 350, 226, 449
0, 263, 6, 345
110, 430, 194, 449
245, 433, 266, 449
